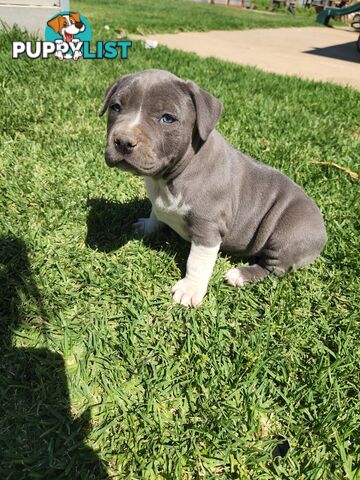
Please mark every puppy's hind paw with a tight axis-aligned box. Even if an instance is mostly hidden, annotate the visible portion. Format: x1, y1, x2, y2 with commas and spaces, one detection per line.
225, 268, 245, 287
172, 278, 207, 307
225, 264, 270, 287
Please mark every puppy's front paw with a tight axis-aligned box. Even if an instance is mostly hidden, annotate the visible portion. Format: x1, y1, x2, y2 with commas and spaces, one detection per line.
172, 278, 207, 307
225, 268, 245, 287
132, 218, 158, 237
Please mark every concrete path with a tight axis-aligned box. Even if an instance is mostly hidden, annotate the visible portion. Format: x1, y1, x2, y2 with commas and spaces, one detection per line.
139, 27, 360, 90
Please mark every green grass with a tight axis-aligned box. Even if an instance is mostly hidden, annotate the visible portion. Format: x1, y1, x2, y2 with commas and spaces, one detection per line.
1, 19, 359, 480
73, 0, 318, 35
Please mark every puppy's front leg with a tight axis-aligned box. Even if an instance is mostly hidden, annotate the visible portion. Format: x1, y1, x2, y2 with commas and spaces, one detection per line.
133, 208, 164, 236
172, 242, 220, 307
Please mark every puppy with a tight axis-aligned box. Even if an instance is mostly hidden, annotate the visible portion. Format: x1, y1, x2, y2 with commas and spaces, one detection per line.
47, 12, 85, 60
99, 69, 327, 307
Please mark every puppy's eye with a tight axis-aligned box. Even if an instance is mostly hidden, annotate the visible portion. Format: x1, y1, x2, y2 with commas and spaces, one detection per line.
110, 103, 122, 113
160, 114, 175, 124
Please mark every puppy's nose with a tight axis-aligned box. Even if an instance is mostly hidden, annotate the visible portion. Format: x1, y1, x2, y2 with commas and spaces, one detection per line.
75, 22, 83, 29
113, 134, 138, 155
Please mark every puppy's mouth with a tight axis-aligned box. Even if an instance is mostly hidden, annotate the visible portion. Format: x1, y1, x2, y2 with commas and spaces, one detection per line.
104, 150, 156, 176
105, 153, 132, 170
112, 159, 136, 173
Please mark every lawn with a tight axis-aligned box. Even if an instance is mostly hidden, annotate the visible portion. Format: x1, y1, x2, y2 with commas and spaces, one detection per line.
0, 4, 359, 480
73, 0, 317, 35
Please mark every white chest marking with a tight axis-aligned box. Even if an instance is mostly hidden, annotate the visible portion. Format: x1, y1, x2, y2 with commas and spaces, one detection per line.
144, 177, 190, 241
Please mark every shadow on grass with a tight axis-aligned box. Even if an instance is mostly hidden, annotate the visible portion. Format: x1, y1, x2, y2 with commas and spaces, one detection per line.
86, 197, 151, 253
0, 236, 109, 479
86, 197, 190, 276
85, 197, 262, 277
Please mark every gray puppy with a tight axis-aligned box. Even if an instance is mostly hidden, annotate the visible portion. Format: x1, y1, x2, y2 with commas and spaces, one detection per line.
99, 69, 327, 307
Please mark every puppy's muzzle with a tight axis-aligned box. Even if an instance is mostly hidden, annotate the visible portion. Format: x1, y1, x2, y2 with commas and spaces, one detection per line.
113, 133, 138, 155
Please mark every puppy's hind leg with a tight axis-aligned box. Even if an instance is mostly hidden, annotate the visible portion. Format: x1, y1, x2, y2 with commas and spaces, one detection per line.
225, 264, 270, 288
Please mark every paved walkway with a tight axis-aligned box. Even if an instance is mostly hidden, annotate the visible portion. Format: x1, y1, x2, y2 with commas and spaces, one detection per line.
139, 27, 360, 90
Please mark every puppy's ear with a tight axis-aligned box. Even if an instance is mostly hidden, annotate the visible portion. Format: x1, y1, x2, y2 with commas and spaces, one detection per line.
186, 81, 223, 142
98, 79, 119, 117
47, 15, 63, 33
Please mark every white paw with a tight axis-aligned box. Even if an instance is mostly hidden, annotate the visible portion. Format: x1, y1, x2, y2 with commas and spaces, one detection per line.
73, 50, 82, 60
132, 217, 159, 236
225, 268, 245, 287
172, 278, 207, 307
55, 51, 64, 60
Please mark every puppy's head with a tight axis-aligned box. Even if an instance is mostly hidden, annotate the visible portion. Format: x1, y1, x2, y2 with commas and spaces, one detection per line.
99, 69, 222, 177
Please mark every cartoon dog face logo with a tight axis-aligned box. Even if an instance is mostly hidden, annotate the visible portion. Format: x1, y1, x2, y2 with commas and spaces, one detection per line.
47, 12, 85, 42
47, 12, 86, 60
